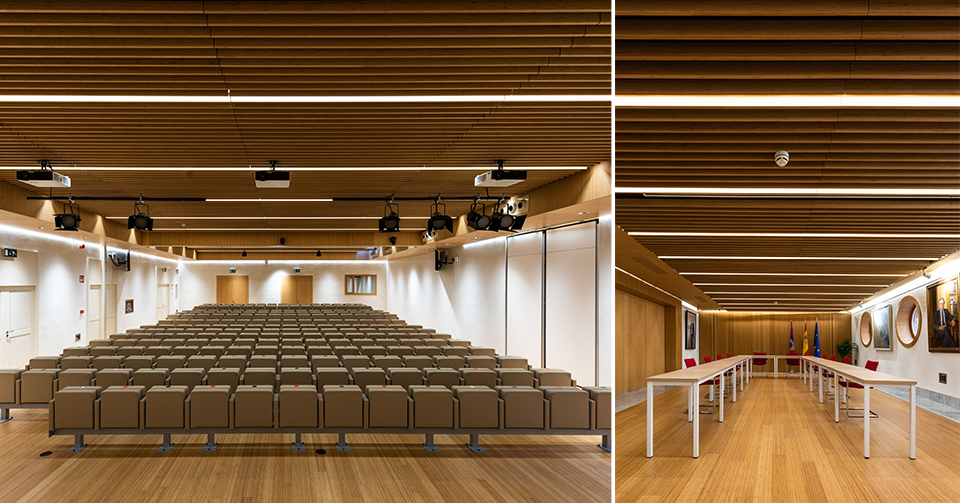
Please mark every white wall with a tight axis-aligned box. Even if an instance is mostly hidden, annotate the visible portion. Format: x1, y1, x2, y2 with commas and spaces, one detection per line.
386, 238, 507, 350
597, 215, 612, 387
179, 261, 387, 312
854, 276, 960, 400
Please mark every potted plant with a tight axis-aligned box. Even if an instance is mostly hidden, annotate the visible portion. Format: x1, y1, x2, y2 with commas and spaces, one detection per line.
836, 340, 853, 362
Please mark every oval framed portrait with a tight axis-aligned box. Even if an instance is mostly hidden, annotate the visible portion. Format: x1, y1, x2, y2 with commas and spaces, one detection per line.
859, 311, 873, 347
895, 295, 922, 348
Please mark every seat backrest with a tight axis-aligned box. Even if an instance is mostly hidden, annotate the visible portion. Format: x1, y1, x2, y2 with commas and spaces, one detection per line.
785, 351, 800, 365
843, 357, 851, 364
716, 354, 723, 360
752, 352, 767, 364
865, 360, 879, 371
683, 358, 697, 368
830, 355, 837, 361
726, 353, 731, 358
703, 356, 712, 363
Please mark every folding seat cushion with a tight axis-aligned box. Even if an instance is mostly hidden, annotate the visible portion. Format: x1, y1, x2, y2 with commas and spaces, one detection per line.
155, 355, 186, 371
54, 386, 101, 430
351, 338, 375, 348
360, 346, 387, 357
414, 346, 441, 357
100, 385, 145, 429
61, 356, 93, 369
387, 368, 423, 390
254, 345, 278, 356
123, 355, 154, 371
409, 385, 454, 428
424, 368, 459, 389
334, 346, 361, 358
114, 339, 137, 348
446, 339, 471, 347
186, 355, 216, 372
311, 355, 340, 368
327, 338, 351, 348
496, 356, 528, 369
533, 369, 572, 387
278, 384, 320, 427
0, 370, 20, 404
373, 355, 402, 371
226, 346, 253, 359
497, 369, 535, 387
464, 356, 496, 370
497, 386, 544, 429
243, 368, 277, 388
200, 345, 226, 358
249, 355, 278, 369
20, 369, 59, 403
307, 345, 333, 357
90, 346, 117, 358
441, 346, 469, 357
117, 346, 144, 358
93, 355, 125, 371
185, 338, 208, 348
133, 369, 169, 390
218, 355, 248, 371
145, 385, 188, 429
399, 338, 420, 348
234, 339, 256, 348
281, 346, 305, 356
280, 367, 312, 386
375, 338, 399, 347
542, 387, 589, 429
209, 339, 232, 348
173, 346, 199, 357
315, 368, 350, 388
453, 386, 499, 429
233, 385, 274, 428
281, 354, 309, 368
433, 355, 464, 370
169, 368, 205, 392
322, 384, 363, 427
96, 369, 133, 389
351, 367, 386, 391
366, 385, 409, 428
205, 367, 241, 393
144, 346, 172, 358
110, 333, 132, 341
388, 346, 414, 357
58, 369, 96, 390
422, 339, 446, 348
582, 386, 612, 430
398, 355, 430, 371
341, 355, 371, 372
89, 340, 113, 348
460, 368, 497, 388
162, 339, 184, 348
62, 346, 90, 357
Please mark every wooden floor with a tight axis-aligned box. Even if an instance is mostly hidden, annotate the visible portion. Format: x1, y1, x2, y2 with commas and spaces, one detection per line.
616, 378, 960, 503
0, 410, 610, 503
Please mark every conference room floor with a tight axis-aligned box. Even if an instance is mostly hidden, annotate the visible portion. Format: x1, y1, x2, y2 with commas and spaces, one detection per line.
0, 409, 610, 503
616, 378, 959, 503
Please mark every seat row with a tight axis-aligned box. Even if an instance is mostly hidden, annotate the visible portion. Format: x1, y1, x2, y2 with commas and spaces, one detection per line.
54, 342, 496, 359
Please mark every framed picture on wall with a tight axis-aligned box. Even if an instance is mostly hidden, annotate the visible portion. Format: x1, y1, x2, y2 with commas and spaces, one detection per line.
927, 275, 960, 353
684, 310, 697, 350
124, 299, 134, 314
873, 305, 892, 351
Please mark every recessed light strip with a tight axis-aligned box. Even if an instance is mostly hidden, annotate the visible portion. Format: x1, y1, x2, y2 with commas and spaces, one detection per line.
631, 232, 960, 239
1, 166, 589, 172
105, 216, 430, 220
693, 283, 887, 287
615, 266, 700, 312
661, 256, 936, 261
680, 272, 904, 277
151, 228, 423, 232
614, 95, 960, 108
205, 199, 333, 202
703, 291, 872, 296
0, 94, 610, 103
616, 187, 960, 197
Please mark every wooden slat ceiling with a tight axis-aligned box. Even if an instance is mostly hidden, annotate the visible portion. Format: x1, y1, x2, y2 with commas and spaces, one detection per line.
0, 1, 612, 245
615, 1, 960, 312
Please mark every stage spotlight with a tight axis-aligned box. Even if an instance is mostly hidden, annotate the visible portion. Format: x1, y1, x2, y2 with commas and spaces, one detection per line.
54, 199, 82, 231
488, 199, 526, 232
379, 199, 401, 232
126, 198, 153, 231
426, 197, 454, 233
241, 250, 247, 257
316, 251, 322, 257
466, 198, 491, 230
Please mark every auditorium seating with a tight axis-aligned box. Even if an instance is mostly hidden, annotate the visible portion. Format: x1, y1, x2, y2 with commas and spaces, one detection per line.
3, 303, 609, 453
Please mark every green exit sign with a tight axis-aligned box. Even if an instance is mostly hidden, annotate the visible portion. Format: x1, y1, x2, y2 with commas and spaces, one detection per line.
2, 248, 16, 258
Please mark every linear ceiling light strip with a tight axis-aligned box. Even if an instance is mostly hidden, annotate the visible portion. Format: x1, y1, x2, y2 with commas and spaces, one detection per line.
616, 187, 960, 197
0, 94, 611, 103
614, 95, 960, 107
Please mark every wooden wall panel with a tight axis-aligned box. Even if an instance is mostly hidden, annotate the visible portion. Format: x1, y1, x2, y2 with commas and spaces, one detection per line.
216, 275, 249, 304
616, 288, 665, 392
699, 311, 852, 372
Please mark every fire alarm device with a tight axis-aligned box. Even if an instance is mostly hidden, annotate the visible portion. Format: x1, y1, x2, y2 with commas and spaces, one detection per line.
79, 275, 85, 283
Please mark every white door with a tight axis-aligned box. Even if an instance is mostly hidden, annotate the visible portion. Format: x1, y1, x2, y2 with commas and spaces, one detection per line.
87, 284, 101, 340
104, 285, 117, 336
156, 284, 170, 321
0, 288, 36, 369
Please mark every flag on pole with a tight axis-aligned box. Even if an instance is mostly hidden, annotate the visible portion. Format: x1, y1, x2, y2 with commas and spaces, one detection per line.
802, 321, 809, 356
814, 322, 820, 357
789, 322, 795, 351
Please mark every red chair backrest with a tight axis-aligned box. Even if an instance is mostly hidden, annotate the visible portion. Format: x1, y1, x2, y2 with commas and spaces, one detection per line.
752, 352, 767, 365
726, 353, 731, 358
830, 355, 837, 361
684, 358, 697, 368
716, 354, 723, 360
704, 356, 712, 363
865, 360, 879, 371
785, 351, 800, 365
843, 357, 851, 364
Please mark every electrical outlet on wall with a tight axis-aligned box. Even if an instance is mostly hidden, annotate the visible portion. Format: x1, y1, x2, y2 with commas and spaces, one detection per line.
75, 333, 81, 342
940, 373, 947, 384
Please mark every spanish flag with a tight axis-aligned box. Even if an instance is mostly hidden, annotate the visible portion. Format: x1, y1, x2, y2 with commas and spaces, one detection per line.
802, 321, 809, 356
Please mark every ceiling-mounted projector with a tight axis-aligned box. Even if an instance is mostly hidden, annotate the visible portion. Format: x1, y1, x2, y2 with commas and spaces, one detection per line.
17, 170, 71, 188
255, 160, 290, 188
474, 169, 527, 187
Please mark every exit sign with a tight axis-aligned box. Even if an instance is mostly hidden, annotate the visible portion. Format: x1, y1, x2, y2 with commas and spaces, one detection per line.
2, 248, 16, 258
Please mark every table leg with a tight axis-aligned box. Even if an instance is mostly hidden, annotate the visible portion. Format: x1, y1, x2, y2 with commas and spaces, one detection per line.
719, 373, 725, 423
818, 366, 823, 404
647, 381, 654, 458
693, 384, 700, 459
863, 385, 871, 459
733, 365, 737, 403
688, 383, 694, 422
834, 377, 840, 423
909, 385, 916, 460
774, 357, 778, 379
740, 363, 745, 391
809, 362, 814, 392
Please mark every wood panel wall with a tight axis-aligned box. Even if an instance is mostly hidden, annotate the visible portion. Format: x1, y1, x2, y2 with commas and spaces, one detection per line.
699, 312, 852, 372
216, 275, 249, 304
616, 269, 682, 393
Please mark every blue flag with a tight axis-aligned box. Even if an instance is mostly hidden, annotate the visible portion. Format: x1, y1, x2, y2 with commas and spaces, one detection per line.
814, 322, 820, 357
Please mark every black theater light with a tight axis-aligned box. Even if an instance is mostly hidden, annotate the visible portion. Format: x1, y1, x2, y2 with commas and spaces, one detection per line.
54, 199, 82, 231
427, 197, 453, 233
488, 198, 526, 233
241, 250, 248, 257
378, 199, 401, 233
126, 198, 154, 231
316, 251, 322, 257
466, 198, 491, 231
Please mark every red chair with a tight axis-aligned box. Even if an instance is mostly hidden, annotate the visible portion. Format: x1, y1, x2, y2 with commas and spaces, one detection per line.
682, 358, 721, 415
839, 360, 879, 418
843, 357, 851, 364
726, 353, 731, 358
703, 356, 712, 363
784, 351, 801, 378
752, 352, 769, 377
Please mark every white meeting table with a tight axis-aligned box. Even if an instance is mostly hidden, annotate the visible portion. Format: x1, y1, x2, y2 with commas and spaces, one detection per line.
747, 354, 805, 379
802, 356, 917, 459
646, 355, 750, 458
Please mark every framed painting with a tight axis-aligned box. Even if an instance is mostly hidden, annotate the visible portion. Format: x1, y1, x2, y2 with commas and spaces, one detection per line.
684, 310, 697, 350
927, 276, 960, 353
124, 299, 134, 314
873, 305, 892, 351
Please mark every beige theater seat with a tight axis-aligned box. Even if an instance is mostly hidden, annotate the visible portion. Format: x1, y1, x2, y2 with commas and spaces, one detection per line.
388, 346, 414, 357
542, 387, 589, 429
61, 356, 93, 370
366, 385, 408, 428
100, 385, 145, 429
117, 347, 144, 358
414, 346, 441, 357
93, 355, 125, 371
360, 346, 386, 357
453, 386, 499, 429
341, 355, 371, 372
144, 346, 172, 358
497, 369, 534, 387
54, 386, 101, 429
89, 347, 117, 358
254, 345, 278, 356
280, 367, 312, 386
278, 384, 320, 427
497, 386, 544, 429
190, 385, 231, 428
155, 355, 186, 371
169, 368, 205, 392
133, 369, 169, 390
351, 367, 386, 391
315, 368, 350, 388
187, 355, 216, 372
460, 368, 497, 388
433, 355, 464, 370
206, 368, 241, 392
58, 369, 96, 390
334, 346, 361, 358
172, 346, 199, 357
422, 339, 446, 347
496, 356, 528, 369
20, 369, 59, 403
533, 369, 572, 387
29, 356, 60, 369
218, 355, 248, 372
442, 346, 469, 357
424, 368, 459, 389
403, 355, 434, 370
469, 346, 496, 357
226, 346, 253, 359
199, 345, 225, 357
95, 369, 133, 389
89, 340, 113, 348
280, 355, 308, 368
307, 345, 334, 357
249, 354, 278, 369
582, 386, 611, 430
243, 368, 277, 388
0, 370, 20, 404
447, 339, 471, 347
464, 356, 496, 370
233, 385, 274, 428
123, 355, 155, 371
387, 368, 423, 390
145, 385, 188, 429
322, 384, 363, 428
373, 355, 402, 372
61, 347, 88, 357
375, 338, 399, 347
311, 355, 340, 368
409, 385, 453, 428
